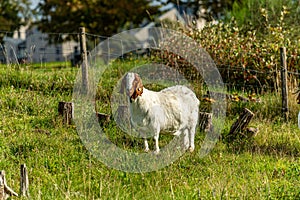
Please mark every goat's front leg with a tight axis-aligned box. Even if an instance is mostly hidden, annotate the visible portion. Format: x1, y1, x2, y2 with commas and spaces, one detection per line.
144, 139, 149, 152
154, 134, 160, 154
183, 129, 189, 150
188, 128, 195, 152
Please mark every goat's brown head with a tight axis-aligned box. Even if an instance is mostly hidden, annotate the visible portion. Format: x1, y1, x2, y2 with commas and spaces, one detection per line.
120, 73, 143, 102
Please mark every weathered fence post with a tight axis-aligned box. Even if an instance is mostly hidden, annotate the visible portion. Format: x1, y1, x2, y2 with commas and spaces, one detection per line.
58, 101, 74, 125
79, 27, 89, 93
280, 47, 289, 121
57, 27, 88, 125
227, 108, 255, 141
0, 175, 3, 200
0, 170, 18, 200
198, 112, 213, 132
20, 164, 29, 197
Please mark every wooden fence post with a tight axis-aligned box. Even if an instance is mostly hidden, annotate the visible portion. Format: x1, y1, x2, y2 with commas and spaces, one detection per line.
280, 47, 289, 121
20, 164, 29, 197
79, 27, 89, 93
0, 170, 18, 200
0, 174, 3, 200
58, 101, 74, 125
227, 108, 255, 141
198, 112, 213, 132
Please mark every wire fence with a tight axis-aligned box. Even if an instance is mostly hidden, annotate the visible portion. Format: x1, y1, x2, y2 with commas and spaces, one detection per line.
1, 28, 299, 120
218, 65, 298, 91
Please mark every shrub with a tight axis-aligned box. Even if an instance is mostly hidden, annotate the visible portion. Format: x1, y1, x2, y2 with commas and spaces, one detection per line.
156, 1, 299, 93
185, 10, 299, 92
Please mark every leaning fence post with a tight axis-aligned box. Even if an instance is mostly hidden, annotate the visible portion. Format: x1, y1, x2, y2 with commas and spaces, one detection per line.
0, 170, 18, 199
227, 108, 255, 142
79, 27, 89, 94
280, 47, 289, 121
20, 164, 29, 197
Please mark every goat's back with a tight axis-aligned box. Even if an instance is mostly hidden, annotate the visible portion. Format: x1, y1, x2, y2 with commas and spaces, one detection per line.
160, 85, 199, 108
160, 85, 199, 127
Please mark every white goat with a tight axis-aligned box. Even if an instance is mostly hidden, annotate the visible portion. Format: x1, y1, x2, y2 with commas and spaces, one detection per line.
120, 72, 199, 154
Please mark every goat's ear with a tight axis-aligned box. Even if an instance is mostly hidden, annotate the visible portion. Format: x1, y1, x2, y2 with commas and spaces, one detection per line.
134, 74, 143, 96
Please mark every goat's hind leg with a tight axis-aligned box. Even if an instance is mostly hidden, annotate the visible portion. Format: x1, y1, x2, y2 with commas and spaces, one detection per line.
183, 129, 190, 151
153, 133, 160, 154
144, 138, 149, 152
188, 127, 196, 152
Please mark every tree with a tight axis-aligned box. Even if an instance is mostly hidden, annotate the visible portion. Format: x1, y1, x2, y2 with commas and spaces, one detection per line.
156, 0, 241, 21
0, 0, 32, 42
35, 0, 160, 38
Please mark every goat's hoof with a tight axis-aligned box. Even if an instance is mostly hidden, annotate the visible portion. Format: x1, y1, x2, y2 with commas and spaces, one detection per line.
154, 150, 160, 155
189, 147, 195, 153
144, 148, 150, 153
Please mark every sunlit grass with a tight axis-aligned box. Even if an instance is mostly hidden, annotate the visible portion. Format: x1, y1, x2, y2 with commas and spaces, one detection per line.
0, 60, 300, 199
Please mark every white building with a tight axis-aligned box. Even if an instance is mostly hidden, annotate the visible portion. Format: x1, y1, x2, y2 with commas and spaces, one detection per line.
1, 37, 26, 63
25, 26, 78, 63
133, 7, 207, 47
0, 26, 78, 64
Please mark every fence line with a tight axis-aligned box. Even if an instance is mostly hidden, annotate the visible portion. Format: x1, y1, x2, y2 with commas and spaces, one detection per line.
1, 29, 298, 83
218, 65, 300, 77
0, 29, 298, 66
1, 29, 299, 118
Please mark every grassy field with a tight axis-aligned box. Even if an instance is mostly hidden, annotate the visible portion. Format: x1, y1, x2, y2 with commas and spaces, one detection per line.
0, 61, 300, 199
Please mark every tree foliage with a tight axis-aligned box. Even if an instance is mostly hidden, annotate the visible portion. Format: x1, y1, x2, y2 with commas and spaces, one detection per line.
200, 0, 242, 20
224, 0, 300, 35
156, 0, 241, 20
35, 0, 160, 37
0, 0, 32, 41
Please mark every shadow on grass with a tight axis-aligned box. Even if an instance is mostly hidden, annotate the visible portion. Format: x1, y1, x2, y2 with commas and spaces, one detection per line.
225, 138, 300, 158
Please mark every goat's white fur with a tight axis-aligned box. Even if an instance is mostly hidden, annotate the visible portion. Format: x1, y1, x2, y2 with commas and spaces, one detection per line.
123, 72, 199, 154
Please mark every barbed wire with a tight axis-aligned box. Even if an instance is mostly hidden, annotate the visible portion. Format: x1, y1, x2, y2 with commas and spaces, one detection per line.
288, 71, 300, 76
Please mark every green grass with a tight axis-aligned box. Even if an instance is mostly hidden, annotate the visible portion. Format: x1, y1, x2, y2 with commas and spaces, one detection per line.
1, 61, 300, 199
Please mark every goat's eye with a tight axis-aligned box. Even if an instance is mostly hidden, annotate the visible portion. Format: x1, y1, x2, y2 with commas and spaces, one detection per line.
137, 88, 141, 91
